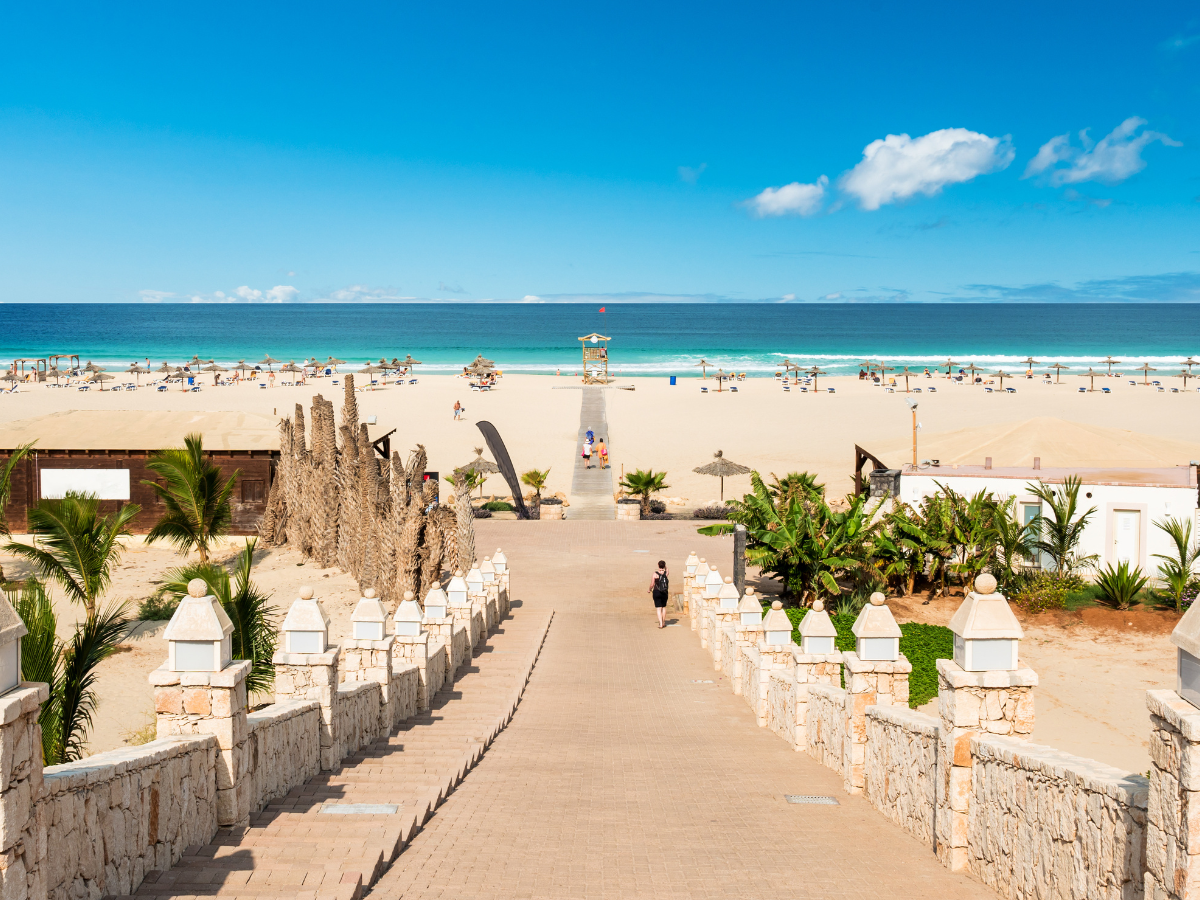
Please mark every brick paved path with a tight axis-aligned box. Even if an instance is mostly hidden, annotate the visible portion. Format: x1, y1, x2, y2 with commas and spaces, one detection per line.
131, 608, 553, 900
371, 521, 992, 900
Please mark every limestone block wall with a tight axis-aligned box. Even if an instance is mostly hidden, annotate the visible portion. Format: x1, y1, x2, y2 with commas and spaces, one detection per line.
720, 628, 737, 677
335, 681, 383, 759
766, 670, 795, 747
39, 735, 218, 900
968, 736, 1147, 899
245, 700, 321, 814
805, 684, 846, 774
390, 664, 419, 728
864, 706, 938, 846
1, 684, 48, 900
739, 645, 759, 706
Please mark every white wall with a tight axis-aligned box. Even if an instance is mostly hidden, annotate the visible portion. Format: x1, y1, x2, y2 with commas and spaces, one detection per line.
899, 473, 1197, 575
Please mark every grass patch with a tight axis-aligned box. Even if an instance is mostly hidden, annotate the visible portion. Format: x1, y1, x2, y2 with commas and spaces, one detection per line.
777, 607, 952, 708
481, 500, 514, 512
137, 593, 180, 621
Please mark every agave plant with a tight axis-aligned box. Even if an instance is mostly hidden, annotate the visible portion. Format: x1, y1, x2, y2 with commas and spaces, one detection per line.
1153, 516, 1200, 613
1095, 560, 1149, 610
17, 579, 128, 765
159, 539, 277, 695
144, 433, 239, 563
5, 492, 140, 621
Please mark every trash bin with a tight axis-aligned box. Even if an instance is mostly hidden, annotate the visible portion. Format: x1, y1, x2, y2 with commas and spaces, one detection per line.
669, 376, 676, 386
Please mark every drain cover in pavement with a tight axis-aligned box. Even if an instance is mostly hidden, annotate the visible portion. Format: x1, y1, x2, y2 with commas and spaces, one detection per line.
785, 795, 839, 805
319, 803, 398, 815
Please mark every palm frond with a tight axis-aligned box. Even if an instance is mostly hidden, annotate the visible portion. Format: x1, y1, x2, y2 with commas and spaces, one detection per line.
16, 579, 62, 764
55, 601, 128, 763
144, 433, 239, 562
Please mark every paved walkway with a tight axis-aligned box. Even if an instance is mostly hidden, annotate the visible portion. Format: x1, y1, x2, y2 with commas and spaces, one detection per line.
567, 387, 615, 520
133, 608, 553, 899
372, 521, 991, 900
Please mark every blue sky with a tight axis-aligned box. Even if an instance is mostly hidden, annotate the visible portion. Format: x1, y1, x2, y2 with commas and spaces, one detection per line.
0, 1, 1197, 303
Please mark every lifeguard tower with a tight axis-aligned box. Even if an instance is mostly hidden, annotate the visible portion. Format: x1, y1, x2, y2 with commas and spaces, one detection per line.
578, 333, 612, 384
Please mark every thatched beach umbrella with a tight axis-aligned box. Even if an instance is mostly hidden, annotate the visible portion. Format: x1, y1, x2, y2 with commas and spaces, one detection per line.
1136, 362, 1157, 386
693, 450, 751, 501
713, 368, 728, 392
693, 358, 712, 380
278, 361, 304, 384
1077, 368, 1101, 391
84, 361, 105, 373
808, 366, 828, 392
326, 357, 346, 371
875, 363, 894, 385
1020, 356, 1039, 370
0, 373, 17, 387
456, 447, 500, 498
45, 366, 63, 385
940, 358, 958, 376
990, 370, 1015, 390
1048, 362, 1070, 383
400, 354, 422, 368
1102, 356, 1122, 376
124, 363, 147, 383
202, 362, 229, 385
91, 372, 115, 391
1181, 357, 1198, 374
259, 355, 280, 372
897, 366, 917, 392
1174, 370, 1194, 389
962, 363, 983, 384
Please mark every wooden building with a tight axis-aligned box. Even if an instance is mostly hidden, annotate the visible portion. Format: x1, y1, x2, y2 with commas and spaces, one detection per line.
0, 411, 280, 535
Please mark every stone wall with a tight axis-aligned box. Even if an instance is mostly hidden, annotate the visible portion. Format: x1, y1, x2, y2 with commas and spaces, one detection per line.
246, 700, 321, 815
766, 670, 795, 748
39, 735, 218, 900
739, 645, 759, 706
864, 706, 938, 846
335, 681, 383, 759
968, 736, 1147, 899
806, 684, 846, 774
720, 628, 737, 678
390, 665, 419, 727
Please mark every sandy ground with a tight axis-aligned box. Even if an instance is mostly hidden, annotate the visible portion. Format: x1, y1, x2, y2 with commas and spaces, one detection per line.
0, 372, 1196, 771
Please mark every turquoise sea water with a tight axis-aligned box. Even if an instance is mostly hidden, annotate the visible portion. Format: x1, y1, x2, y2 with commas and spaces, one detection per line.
0, 303, 1193, 377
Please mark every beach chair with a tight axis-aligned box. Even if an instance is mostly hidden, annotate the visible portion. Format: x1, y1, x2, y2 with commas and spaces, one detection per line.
913, 387, 922, 393
700, 386, 708, 394
884, 387, 894, 393
781, 384, 790, 393
985, 387, 993, 393
1128, 380, 1136, 386
798, 387, 807, 393
1102, 387, 1111, 394
1006, 387, 1017, 394
729, 386, 738, 393
77, 384, 90, 391
1157, 386, 1165, 392
408, 378, 418, 384
928, 387, 937, 393
827, 387, 835, 394
190, 386, 201, 392
258, 382, 266, 389
156, 384, 168, 392
1172, 388, 1180, 393
1078, 387, 1086, 393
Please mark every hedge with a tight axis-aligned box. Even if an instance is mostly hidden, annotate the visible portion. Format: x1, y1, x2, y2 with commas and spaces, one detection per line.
775, 607, 953, 708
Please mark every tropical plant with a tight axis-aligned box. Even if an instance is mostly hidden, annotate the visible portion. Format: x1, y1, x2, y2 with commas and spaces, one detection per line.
520, 468, 550, 501
5, 492, 140, 621
871, 504, 946, 596
989, 502, 1035, 594
16, 579, 128, 765
446, 469, 484, 495
143, 433, 238, 564
1094, 560, 1149, 610
0, 442, 36, 582
619, 469, 670, 516
1027, 476, 1098, 576
1152, 516, 1200, 612
159, 539, 277, 694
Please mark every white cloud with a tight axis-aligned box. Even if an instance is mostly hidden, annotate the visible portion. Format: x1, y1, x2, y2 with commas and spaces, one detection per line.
139, 290, 173, 302
781, 293, 796, 301
840, 128, 1014, 210
747, 175, 828, 217
317, 285, 412, 303
235, 285, 263, 301
266, 285, 299, 303
521, 295, 543, 302
1023, 117, 1181, 186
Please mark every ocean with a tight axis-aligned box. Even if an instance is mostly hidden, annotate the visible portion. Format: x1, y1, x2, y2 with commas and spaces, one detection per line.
0, 303, 1193, 377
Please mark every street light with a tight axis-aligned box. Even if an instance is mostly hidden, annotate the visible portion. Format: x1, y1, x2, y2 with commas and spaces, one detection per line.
906, 398, 918, 467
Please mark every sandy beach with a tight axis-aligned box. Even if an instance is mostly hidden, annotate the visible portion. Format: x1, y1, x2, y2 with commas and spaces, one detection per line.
1, 370, 1196, 771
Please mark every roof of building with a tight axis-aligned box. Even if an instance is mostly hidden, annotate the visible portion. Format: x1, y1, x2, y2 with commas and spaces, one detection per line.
903, 463, 1195, 488
0, 410, 280, 452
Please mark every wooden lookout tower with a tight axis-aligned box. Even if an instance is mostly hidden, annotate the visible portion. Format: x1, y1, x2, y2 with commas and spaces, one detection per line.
578, 333, 612, 384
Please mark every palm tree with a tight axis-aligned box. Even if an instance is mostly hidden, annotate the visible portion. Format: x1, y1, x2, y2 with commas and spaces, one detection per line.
5, 492, 140, 621
520, 468, 550, 502
619, 469, 670, 516
989, 501, 1035, 594
160, 539, 277, 694
0, 442, 36, 582
144, 433, 239, 564
1153, 516, 1200, 612
1027, 476, 1098, 576
16, 579, 128, 765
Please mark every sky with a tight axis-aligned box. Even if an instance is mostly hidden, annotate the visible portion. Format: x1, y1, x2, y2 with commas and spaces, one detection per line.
0, 1, 1197, 304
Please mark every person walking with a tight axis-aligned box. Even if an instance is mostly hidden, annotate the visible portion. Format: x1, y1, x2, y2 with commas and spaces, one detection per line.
649, 560, 669, 628
597, 439, 608, 469
453, 400, 462, 420
582, 438, 592, 469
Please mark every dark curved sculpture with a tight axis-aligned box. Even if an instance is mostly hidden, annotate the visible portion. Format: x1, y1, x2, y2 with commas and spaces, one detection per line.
475, 420, 531, 520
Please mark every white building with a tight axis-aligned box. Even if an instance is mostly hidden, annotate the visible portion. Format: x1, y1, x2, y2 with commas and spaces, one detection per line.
877, 463, 1199, 573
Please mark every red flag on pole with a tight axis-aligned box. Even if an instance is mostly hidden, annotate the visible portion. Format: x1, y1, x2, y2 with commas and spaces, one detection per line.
598, 306, 605, 312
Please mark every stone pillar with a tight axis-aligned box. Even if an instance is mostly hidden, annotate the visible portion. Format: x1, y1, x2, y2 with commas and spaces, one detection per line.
1146, 690, 1200, 899
273, 647, 341, 770
751, 643, 794, 727
730, 588, 764, 696
790, 649, 843, 751
152, 660, 252, 827
934, 659, 1035, 869
340, 634, 396, 735
0, 682, 49, 900
393, 591, 445, 712
483, 581, 500, 633
841, 652, 911, 796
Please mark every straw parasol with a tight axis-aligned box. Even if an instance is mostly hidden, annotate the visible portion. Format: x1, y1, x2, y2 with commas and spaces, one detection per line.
990, 370, 1015, 390
202, 362, 229, 385
124, 363, 147, 383
940, 358, 958, 376
896, 366, 917, 392
233, 360, 255, 376
1047, 362, 1070, 383
1136, 362, 1157, 386
0, 373, 17, 386
83, 361, 105, 373
1077, 368, 1102, 391
807, 366, 828, 392
962, 363, 984, 383
91, 372, 115, 391
693, 358, 712, 379
259, 355, 280, 372
326, 357, 346, 369
400, 354, 422, 368
1181, 357, 1198, 374
1020, 356, 1039, 371
713, 368, 727, 392
1174, 370, 1194, 389
1101, 356, 1121, 376
693, 450, 751, 501
456, 447, 500, 498
45, 366, 63, 385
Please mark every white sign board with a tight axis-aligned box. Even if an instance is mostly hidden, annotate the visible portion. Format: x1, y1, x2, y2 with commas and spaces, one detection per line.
40, 468, 131, 500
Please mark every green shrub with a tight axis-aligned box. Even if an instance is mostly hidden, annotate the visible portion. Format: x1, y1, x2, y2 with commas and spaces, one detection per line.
1095, 561, 1150, 610
1011, 571, 1076, 613
777, 606, 952, 708
481, 500, 514, 512
138, 593, 180, 621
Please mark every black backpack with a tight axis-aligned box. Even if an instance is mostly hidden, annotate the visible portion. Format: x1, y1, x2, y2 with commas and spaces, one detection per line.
654, 571, 669, 595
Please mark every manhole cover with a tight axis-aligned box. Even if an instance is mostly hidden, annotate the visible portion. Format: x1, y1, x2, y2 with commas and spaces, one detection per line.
319, 803, 398, 815
785, 795, 839, 805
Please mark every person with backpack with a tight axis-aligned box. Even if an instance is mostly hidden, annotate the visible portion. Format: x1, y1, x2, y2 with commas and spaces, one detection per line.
649, 560, 669, 628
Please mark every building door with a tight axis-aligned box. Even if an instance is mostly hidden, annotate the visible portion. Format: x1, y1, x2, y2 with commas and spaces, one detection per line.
1020, 502, 1047, 569
1113, 510, 1141, 567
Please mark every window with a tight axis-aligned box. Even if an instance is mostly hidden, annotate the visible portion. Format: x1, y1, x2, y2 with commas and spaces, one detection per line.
241, 480, 265, 503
